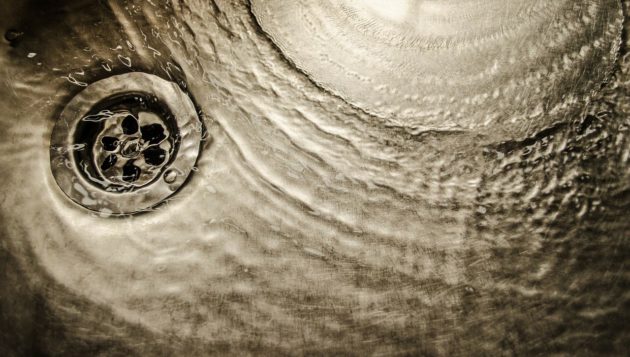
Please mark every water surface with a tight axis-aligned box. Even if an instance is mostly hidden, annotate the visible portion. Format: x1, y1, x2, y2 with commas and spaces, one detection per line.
0, 0, 628, 355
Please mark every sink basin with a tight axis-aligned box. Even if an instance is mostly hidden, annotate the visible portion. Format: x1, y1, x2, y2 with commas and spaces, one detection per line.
0, 0, 628, 355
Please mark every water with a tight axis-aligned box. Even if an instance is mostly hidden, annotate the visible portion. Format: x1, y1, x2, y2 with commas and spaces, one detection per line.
251, 0, 624, 137
0, 0, 628, 355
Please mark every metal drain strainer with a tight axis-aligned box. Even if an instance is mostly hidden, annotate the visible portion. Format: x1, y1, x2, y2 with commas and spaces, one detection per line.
50, 73, 202, 215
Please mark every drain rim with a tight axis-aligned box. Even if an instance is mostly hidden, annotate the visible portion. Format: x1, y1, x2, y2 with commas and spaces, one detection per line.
50, 72, 202, 215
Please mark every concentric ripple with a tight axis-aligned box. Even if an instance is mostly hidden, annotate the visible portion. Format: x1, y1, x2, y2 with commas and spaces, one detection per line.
0, 0, 628, 355
252, 0, 624, 137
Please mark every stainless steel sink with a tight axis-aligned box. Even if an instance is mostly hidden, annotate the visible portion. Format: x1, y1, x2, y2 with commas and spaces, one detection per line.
0, 0, 628, 355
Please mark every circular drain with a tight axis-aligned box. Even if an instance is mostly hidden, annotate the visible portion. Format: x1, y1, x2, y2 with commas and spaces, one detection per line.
50, 73, 202, 215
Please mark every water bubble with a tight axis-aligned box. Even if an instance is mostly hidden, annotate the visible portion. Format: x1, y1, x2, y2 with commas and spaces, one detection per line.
163, 169, 178, 183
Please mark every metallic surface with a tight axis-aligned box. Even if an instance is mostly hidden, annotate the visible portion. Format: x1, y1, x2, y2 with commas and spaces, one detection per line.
0, 0, 628, 356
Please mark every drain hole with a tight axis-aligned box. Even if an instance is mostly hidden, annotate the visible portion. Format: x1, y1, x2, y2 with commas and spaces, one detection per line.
100, 154, 117, 171
122, 162, 141, 182
101, 136, 119, 151
122, 115, 139, 135
144, 146, 167, 166
141, 123, 166, 145
51, 73, 203, 214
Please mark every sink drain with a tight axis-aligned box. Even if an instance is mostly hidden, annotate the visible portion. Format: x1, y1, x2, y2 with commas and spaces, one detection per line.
50, 73, 202, 215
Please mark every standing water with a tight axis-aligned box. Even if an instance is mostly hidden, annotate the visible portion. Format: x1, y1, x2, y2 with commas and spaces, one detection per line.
0, 0, 628, 355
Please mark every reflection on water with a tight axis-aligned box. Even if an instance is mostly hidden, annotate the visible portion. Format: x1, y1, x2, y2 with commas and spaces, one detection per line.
0, 0, 628, 355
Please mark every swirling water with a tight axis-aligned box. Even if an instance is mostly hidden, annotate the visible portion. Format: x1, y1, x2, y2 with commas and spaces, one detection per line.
0, 0, 628, 355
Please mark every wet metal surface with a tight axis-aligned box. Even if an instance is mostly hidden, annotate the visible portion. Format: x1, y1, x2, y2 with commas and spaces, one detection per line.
0, 0, 628, 356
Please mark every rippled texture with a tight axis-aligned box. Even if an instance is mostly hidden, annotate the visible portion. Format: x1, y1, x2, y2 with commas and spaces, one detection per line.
0, 0, 628, 355
252, 0, 624, 138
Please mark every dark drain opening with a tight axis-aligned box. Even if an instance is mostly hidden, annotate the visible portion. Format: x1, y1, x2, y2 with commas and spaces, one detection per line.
141, 123, 167, 144
144, 146, 167, 166
101, 136, 119, 151
122, 114, 139, 134
101, 154, 117, 171
122, 162, 141, 183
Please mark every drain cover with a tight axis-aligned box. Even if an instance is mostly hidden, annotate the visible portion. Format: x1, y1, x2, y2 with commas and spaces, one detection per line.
50, 73, 202, 215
